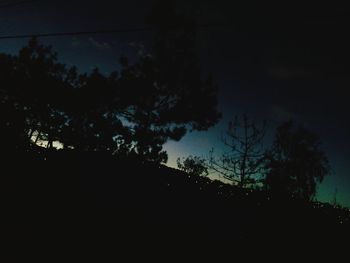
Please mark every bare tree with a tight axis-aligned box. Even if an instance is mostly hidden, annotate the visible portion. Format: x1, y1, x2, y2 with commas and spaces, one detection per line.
209, 115, 266, 188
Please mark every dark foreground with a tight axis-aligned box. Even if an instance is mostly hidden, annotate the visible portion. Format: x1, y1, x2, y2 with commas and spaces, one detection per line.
2, 151, 349, 248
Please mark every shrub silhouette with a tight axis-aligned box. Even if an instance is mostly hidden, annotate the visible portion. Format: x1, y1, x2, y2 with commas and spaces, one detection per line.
177, 155, 209, 177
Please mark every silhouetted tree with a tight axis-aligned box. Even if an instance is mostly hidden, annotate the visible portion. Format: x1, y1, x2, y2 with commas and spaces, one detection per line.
263, 120, 330, 200
59, 67, 131, 153
332, 188, 339, 207
177, 156, 208, 177
117, 54, 220, 163
0, 1, 221, 163
115, 1, 221, 162
209, 115, 266, 187
0, 35, 220, 163
0, 39, 69, 152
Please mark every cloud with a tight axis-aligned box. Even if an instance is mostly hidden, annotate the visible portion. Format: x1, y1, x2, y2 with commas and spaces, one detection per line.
89, 37, 111, 50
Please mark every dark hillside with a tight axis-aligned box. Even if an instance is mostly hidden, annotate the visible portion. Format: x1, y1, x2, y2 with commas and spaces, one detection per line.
3, 150, 349, 245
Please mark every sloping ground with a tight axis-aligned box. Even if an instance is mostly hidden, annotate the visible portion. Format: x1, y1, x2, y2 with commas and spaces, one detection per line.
2, 150, 350, 245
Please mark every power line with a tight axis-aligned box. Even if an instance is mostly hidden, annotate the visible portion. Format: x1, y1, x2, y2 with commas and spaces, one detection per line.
0, 27, 153, 40
0, 0, 42, 9
0, 24, 226, 40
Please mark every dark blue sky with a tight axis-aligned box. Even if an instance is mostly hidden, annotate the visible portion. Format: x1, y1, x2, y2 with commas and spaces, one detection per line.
1, 0, 349, 206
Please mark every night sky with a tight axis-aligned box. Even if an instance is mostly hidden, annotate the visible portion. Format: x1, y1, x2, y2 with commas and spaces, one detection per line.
1, 0, 349, 207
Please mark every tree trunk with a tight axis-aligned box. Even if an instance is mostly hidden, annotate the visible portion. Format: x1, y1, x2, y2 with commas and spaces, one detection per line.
34, 130, 41, 144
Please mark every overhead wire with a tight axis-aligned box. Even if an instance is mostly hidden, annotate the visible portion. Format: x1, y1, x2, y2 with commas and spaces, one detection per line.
0, 0, 43, 9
